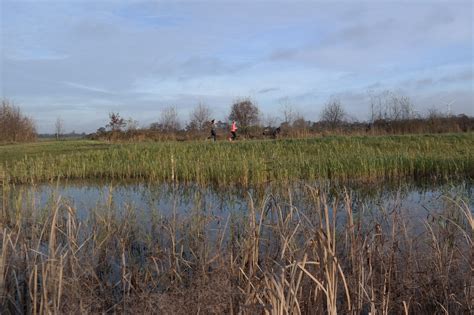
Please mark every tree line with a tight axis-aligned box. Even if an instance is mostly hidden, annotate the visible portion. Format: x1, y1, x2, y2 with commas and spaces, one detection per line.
92, 92, 473, 141
1, 91, 473, 143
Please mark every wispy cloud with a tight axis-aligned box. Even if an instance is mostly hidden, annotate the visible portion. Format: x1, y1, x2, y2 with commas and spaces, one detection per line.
258, 87, 280, 94
6, 48, 69, 61
439, 70, 473, 84
63, 81, 114, 94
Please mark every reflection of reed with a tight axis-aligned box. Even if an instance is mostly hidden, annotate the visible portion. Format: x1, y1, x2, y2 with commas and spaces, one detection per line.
6, 180, 472, 222
0, 185, 472, 313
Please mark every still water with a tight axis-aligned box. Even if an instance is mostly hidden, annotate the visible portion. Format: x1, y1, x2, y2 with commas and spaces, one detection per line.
5, 180, 473, 224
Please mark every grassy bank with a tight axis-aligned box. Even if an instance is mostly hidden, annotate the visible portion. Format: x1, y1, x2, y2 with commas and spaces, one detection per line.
1, 133, 473, 186
0, 185, 472, 313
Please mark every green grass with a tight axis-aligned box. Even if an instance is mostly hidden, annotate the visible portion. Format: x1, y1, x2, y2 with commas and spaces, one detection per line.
1, 133, 473, 186
0, 139, 109, 161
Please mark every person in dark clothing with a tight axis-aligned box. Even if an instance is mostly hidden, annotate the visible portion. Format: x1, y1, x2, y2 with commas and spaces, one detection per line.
210, 119, 217, 141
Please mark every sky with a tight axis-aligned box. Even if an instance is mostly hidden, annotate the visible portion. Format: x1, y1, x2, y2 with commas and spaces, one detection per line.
1, 0, 473, 133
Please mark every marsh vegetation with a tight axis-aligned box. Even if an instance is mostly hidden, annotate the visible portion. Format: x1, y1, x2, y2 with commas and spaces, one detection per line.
0, 181, 472, 314
1, 134, 472, 186
0, 134, 473, 314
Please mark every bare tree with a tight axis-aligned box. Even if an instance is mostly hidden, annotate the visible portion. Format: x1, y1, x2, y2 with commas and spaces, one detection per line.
0, 99, 36, 142
279, 97, 297, 126
426, 106, 444, 120
368, 90, 389, 122
369, 90, 415, 122
55, 116, 64, 140
189, 103, 211, 131
264, 113, 279, 127
106, 112, 126, 132
320, 99, 347, 129
388, 94, 414, 121
160, 106, 181, 132
292, 116, 310, 129
228, 98, 260, 128
125, 117, 139, 132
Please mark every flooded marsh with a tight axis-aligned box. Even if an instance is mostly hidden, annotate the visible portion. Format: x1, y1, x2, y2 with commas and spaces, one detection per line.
0, 135, 473, 313
0, 178, 472, 314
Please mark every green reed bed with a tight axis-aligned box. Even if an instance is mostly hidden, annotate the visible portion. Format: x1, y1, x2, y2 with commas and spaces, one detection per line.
1, 133, 473, 186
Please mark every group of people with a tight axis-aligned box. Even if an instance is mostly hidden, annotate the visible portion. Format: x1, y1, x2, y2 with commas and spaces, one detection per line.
210, 119, 237, 142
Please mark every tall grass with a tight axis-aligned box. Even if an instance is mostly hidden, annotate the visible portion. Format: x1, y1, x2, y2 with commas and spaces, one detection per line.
1, 134, 473, 186
0, 184, 471, 313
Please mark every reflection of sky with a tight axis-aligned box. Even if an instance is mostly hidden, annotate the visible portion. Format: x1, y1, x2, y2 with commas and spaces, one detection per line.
1, 1, 472, 133
30, 183, 250, 221
9, 181, 473, 230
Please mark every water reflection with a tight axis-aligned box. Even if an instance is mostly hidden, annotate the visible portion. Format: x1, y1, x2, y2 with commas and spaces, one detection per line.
3, 180, 472, 224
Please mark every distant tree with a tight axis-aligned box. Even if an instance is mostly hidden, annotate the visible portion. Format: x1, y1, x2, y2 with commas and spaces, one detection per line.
0, 99, 36, 142
369, 90, 415, 122
263, 113, 279, 127
426, 106, 444, 120
292, 117, 311, 130
55, 116, 64, 140
96, 127, 106, 134
125, 117, 139, 131
369, 90, 390, 123
228, 98, 260, 128
159, 106, 181, 132
320, 99, 347, 129
279, 97, 297, 126
106, 112, 126, 132
189, 103, 211, 131
149, 122, 162, 131
388, 94, 414, 121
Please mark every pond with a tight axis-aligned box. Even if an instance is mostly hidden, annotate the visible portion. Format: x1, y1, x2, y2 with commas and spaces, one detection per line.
4, 179, 473, 227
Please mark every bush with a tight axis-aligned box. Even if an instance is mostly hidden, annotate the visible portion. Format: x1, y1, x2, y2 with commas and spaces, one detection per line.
0, 100, 36, 143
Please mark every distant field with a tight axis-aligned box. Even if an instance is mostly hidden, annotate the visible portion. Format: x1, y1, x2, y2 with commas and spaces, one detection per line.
1, 133, 473, 185
0, 140, 110, 161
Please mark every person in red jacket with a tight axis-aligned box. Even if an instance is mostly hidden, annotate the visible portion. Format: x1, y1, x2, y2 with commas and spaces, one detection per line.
230, 120, 237, 141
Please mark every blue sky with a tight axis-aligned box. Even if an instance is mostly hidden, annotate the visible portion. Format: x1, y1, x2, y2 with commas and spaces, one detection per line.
1, 0, 473, 133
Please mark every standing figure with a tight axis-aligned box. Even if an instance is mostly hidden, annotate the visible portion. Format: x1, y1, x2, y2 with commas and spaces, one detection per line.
230, 120, 238, 141
210, 119, 217, 141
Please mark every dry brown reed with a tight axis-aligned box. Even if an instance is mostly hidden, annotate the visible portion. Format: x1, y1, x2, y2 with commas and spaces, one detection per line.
0, 185, 472, 314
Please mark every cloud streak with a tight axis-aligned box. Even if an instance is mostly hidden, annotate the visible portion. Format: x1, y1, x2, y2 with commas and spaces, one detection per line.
63, 82, 114, 94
